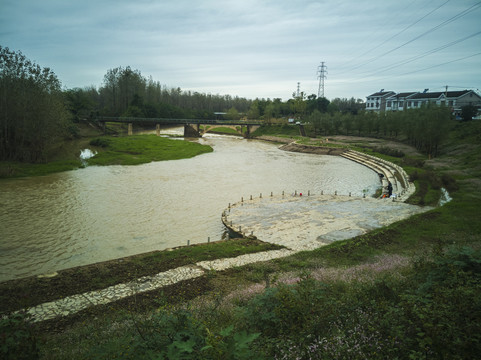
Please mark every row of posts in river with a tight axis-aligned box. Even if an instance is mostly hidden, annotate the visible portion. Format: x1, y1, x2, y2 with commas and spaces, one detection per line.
185, 189, 369, 247
230, 189, 366, 206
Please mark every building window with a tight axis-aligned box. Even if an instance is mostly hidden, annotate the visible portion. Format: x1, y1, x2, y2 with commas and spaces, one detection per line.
414, 101, 418, 107
400, 101, 404, 107
449, 100, 453, 106
408, 101, 412, 107
387, 101, 391, 107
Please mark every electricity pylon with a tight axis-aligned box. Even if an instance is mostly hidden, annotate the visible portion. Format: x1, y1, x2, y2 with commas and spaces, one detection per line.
317, 62, 327, 98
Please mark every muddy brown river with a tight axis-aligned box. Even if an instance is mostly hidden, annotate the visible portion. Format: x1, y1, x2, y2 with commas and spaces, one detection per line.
0, 130, 381, 281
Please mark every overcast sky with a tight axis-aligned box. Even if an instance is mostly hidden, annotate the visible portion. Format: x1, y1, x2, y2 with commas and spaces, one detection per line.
1, 0, 480, 101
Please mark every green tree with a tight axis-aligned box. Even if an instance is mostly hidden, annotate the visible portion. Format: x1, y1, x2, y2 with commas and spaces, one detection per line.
247, 102, 260, 120
226, 107, 241, 120
0, 46, 69, 162
309, 109, 322, 135
64, 86, 99, 122
99, 66, 146, 116
291, 91, 307, 119
460, 105, 477, 122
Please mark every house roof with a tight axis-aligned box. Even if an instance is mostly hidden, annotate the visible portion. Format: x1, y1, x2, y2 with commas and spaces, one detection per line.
387, 92, 418, 99
368, 91, 395, 97
408, 90, 471, 100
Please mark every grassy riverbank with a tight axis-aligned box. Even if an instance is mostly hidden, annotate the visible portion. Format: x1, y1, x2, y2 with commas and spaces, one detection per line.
2, 121, 481, 359
0, 125, 212, 178
88, 135, 212, 166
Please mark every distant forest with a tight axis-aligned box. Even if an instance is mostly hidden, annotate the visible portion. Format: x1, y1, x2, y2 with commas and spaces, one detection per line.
1, 46, 454, 163
66, 65, 364, 122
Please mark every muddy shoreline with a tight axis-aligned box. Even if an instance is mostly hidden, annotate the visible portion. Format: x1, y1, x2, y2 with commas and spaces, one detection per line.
279, 142, 347, 155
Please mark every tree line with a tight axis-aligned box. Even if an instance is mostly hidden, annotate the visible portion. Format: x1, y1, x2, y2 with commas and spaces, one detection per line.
0, 46, 460, 163
306, 104, 451, 158
0, 46, 69, 162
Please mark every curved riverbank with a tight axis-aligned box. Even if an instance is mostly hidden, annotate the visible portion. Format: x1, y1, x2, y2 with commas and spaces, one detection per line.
277, 141, 415, 201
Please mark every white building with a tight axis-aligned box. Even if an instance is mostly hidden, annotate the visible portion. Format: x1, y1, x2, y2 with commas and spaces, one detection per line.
367, 89, 481, 116
366, 90, 396, 112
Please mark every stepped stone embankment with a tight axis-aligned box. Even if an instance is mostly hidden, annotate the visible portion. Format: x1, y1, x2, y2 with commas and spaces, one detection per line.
278, 141, 414, 202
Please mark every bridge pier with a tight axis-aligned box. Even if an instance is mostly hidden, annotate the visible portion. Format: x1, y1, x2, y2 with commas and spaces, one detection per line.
184, 124, 201, 137
244, 124, 260, 138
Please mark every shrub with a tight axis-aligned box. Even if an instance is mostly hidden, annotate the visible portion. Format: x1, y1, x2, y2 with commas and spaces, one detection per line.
0, 313, 39, 360
89, 138, 110, 147
86, 308, 261, 359
240, 274, 330, 338
441, 173, 459, 192
374, 146, 405, 158
402, 157, 425, 168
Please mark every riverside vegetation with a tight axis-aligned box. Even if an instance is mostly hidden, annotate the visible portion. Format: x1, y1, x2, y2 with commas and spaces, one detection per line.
1, 47, 481, 359
1, 120, 480, 359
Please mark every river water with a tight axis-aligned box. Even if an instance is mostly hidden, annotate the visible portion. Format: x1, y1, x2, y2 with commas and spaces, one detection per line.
0, 130, 380, 281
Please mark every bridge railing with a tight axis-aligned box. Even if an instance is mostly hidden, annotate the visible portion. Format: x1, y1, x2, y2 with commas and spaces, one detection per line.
96, 116, 263, 125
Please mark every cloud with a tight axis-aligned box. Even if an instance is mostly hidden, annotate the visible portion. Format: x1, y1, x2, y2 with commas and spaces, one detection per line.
1, 0, 480, 100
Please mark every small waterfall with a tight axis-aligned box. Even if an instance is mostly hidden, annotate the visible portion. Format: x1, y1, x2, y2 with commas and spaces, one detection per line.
80, 149, 97, 166
439, 187, 452, 206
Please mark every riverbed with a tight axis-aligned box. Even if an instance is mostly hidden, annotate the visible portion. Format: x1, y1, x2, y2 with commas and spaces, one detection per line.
1, 131, 382, 281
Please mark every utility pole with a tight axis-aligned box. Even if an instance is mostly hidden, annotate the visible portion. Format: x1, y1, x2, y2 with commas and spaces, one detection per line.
317, 62, 327, 98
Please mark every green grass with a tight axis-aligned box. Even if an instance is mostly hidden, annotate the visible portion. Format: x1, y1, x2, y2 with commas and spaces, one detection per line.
3, 121, 481, 359
201, 126, 243, 135
0, 134, 214, 178
88, 135, 213, 166
251, 124, 302, 137
0, 159, 83, 178
0, 238, 283, 314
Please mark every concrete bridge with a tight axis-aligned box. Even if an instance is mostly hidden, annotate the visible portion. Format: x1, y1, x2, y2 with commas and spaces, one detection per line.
96, 117, 262, 138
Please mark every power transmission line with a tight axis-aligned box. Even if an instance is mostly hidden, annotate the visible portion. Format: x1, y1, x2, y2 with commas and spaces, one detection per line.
358, 30, 481, 78
337, 1, 481, 74
398, 52, 481, 76
337, 0, 451, 73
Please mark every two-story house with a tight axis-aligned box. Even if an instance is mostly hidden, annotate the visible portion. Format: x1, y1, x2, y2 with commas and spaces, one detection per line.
385, 92, 418, 111
366, 90, 396, 112
367, 89, 481, 116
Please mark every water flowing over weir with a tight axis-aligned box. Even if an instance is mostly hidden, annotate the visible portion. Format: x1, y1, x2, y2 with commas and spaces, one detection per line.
2, 130, 413, 281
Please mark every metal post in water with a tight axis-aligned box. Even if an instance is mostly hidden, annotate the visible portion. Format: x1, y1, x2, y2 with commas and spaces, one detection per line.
241, 197, 243, 202
250, 195, 252, 200
335, 191, 337, 196
321, 190, 324, 195
308, 190, 310, 196
295, 190, 297, 196
282, 191, 285, 196
260, 193, 262, 198
349, 192, 351, 197
271, 192, 273, 197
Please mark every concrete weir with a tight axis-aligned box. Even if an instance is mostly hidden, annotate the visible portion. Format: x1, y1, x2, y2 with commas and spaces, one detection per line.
221, 143, 422, 252
222, 193, 430, 252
